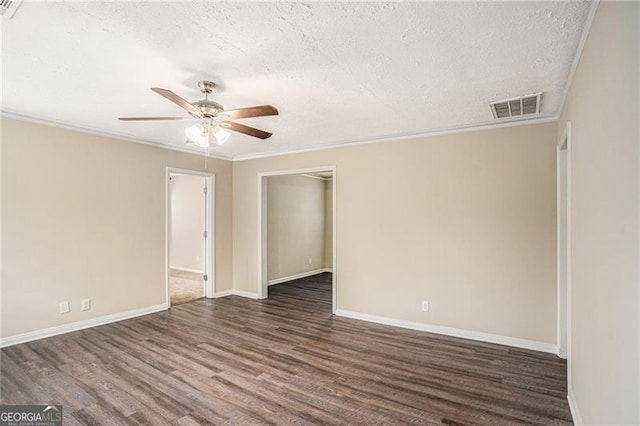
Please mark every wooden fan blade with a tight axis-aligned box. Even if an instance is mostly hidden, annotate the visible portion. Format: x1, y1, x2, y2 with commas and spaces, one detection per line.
220, 121, 272, 139
222, 105, 279, 119
150, 88, 202, 117
119, 117, 194, 121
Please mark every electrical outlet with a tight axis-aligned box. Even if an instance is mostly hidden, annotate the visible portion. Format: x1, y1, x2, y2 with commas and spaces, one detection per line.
81, 299, 91, 311
421, 300, 429, 312
59, 301, 70, 314
308, 258, 312, 265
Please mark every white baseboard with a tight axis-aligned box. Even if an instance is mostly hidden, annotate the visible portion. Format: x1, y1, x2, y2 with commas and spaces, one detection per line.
557, 346, 568, 359
267, 268, 332, 286
0, 303, 169, 348
169, 266, 204, 274
214, 289, 260, 299
335, 309, 558, 354
568, 387, 583, 425
231, 289, 260, 299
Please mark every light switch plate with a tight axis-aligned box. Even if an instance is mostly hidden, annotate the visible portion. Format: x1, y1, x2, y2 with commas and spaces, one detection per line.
81, 299, 91, 311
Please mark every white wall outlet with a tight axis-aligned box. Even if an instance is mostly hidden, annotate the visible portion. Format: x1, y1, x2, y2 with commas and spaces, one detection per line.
81, 299, 91, 311
308, 258, 312, 265
59, 301, 70, 314
421, 300, 429, 312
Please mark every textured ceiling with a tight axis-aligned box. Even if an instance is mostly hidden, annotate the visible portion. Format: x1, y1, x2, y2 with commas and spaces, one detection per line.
2, 1, 592, 160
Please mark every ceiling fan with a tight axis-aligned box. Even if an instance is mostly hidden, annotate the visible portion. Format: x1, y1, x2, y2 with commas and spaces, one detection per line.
119, 80, 278, 147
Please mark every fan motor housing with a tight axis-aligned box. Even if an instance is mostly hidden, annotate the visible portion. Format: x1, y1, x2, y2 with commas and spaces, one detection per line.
193, 99, 224, 117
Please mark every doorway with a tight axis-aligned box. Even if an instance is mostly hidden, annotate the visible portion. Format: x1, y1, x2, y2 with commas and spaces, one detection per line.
166, 168, 215, 306
557, 122, 571, 360
258, 166, 336, 313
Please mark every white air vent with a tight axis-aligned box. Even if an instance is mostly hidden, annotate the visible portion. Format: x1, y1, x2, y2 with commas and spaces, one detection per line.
489, 92, 542, 119
0, 0, 23, 18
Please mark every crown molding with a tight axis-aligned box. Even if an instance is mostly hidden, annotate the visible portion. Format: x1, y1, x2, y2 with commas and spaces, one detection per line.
232, 114, 558, 162
0, 110, 234, 161
1, 110, 558, 163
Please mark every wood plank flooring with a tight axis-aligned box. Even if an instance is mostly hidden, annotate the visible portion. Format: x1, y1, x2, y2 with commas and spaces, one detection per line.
0, 273, 571, 425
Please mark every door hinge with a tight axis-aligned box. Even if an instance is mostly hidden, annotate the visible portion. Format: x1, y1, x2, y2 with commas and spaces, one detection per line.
203, 186, 208, 195
203, 274, 208, 281
203, 231, 208, 238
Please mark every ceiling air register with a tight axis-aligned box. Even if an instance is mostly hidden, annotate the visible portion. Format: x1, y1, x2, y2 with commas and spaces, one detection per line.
489, 92, 542, 119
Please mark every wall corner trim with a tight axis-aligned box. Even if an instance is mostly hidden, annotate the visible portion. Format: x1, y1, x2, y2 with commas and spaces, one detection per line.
0, 303, 169, 348
214, 290, 234, 298
335, 309, 558, 354
568, 387, 583, 425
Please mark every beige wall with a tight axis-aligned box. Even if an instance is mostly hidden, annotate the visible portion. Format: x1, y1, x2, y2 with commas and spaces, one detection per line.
324, 179, 333, 270
1, 118, 233, 338
233, 122, 558, 343
557, 2, 639, 424
170, 174, 205, 273
267, 175, 327, 280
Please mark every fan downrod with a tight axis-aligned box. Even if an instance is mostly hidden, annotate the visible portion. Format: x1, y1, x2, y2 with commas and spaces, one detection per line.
193, 81, 224, 117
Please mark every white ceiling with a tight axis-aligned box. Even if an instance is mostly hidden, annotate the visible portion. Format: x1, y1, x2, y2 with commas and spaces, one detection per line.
2, 1, 592, 160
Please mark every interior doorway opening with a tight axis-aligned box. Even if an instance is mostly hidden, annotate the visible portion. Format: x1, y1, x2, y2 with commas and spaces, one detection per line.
258, 166, 336, 313
166, 168, 215, 307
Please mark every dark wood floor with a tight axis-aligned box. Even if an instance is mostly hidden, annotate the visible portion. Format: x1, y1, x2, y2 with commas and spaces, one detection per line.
1, 272, 571, 425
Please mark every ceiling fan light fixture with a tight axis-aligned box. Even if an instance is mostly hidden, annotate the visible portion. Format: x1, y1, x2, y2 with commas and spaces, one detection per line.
185, 122, 210, 147
120, 81, 278, 146
185, 122, 232, 147
212, 126, 231, 146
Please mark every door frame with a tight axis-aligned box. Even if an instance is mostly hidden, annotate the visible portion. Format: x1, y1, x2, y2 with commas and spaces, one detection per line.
166, 167, 216, 306
557, 122, 571, 360
257, 165, 337, 313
